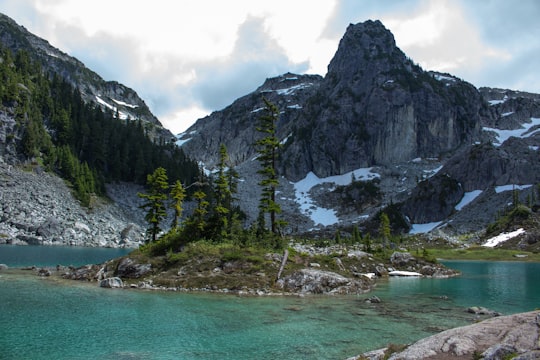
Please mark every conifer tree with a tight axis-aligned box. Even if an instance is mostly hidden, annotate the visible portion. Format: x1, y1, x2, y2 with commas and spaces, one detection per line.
170, 180, 186, 229
379, 212, 391, 248
254, 98, 283, 237
213, 144, 232, 239
138, 167, 169, 243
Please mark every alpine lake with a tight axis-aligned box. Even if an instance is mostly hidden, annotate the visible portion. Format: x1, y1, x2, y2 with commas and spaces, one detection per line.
0, 245, 538, 360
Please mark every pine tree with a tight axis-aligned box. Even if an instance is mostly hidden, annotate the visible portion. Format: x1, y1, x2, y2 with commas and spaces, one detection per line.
213, 144, 232, 239
379, 212, 391, 248
138, 167, 169, 243
254, 98, 284, 238
170, 180, 186, 229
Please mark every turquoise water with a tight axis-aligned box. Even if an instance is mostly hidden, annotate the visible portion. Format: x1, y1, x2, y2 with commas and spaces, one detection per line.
0, 247, 538, 359
0, 245, 131, 267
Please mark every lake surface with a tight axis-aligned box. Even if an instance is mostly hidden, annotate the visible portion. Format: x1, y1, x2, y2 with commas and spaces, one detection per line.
0, 246, 538, 359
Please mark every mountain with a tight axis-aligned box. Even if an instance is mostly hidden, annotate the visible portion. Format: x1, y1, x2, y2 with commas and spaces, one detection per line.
178, 20, 540, 241
0, 13, 174, 143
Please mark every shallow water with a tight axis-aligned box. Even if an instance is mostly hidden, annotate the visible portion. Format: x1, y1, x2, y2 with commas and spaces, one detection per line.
0, 247, 538, 359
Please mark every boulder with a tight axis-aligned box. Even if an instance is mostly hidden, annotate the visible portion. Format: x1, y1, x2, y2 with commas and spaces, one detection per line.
277, 268, 371, 294
99, 277, 123, 288
390, 252, 415, 266
36, 217, 63, 238
115, 257, 152, 278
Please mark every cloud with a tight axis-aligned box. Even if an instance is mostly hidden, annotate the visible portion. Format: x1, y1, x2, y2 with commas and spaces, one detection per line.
190, 16, 309, 111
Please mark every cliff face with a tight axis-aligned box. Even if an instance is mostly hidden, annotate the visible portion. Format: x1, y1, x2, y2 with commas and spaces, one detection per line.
281, 21, 483, 181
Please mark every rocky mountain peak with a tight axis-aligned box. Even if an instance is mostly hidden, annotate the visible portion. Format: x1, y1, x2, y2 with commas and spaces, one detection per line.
327, 20, 407, 81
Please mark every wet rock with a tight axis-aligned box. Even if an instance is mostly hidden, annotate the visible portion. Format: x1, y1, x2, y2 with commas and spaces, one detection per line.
99, 277, 123, 288
366, 295, 381, 304
37, 268, 51, 276
0, 264, 8, 270
467, 306, 501, 317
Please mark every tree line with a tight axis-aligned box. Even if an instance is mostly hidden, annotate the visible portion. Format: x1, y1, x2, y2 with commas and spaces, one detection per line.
0, 47, 200, 206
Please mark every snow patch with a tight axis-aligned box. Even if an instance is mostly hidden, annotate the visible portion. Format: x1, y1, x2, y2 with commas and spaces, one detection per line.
95, 96, 130, 120
482, 228, 525, 247
495, 184, 532, 193
501, 111, 514, 117
433, 74, 456, 82
293, 168, 380, 227
112, 99, 139, 109
482, 117, 540, 146
389, 270, 422, 277
409, 221, 442, 234
275, 83, 313, 96
455, 190, 482, 211
287, 104, 302, 110
488, 95, 508, 106
176, 137, 191, 147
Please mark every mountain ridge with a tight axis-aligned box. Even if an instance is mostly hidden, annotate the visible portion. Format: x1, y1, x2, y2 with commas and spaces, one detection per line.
0, 13, 174, 143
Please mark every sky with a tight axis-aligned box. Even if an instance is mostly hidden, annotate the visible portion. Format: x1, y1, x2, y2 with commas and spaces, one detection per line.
0, 0, 539, 134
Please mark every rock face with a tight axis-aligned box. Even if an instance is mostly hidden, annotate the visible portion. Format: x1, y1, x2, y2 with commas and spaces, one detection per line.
0, 163, 145, 248
384, 311, 540, 360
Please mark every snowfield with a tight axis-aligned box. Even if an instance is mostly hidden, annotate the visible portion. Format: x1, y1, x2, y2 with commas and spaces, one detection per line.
482, 117, 540, 146
483, 228, 525, 247
293, 168, 380, 227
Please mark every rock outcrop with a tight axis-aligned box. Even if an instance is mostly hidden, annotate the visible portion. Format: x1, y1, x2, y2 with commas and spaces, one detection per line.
276, 268, 372, 295
352, 311, 540, 360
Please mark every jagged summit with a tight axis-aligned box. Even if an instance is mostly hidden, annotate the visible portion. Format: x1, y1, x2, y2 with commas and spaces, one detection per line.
326, 20, 407, 79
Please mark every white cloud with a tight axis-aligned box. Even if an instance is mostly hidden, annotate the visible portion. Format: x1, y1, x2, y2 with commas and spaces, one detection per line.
0, 0, 539, 134
383, 0, 511, 73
